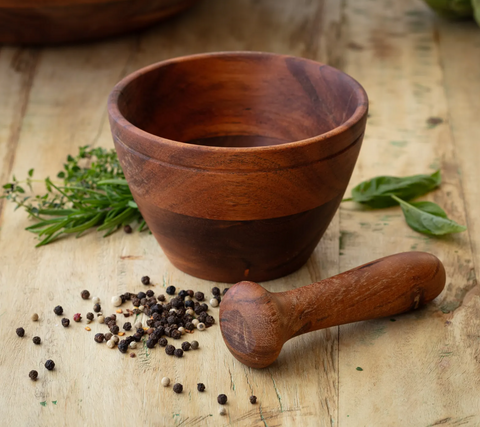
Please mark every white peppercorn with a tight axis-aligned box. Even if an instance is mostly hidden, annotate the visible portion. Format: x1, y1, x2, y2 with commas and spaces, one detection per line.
92, 297, 100, 304
134, 321, 143, 330
98, 315, 105, 324
111, 296, 122, 307
31, 313, 39, 321
178, 327, 186, 335
112, 335, 120, 344
138, 305, 145, 312
219, 407, 227, 416
192, 319, 199, 327
129, 341, 137, 349
197, 323, 206, 331
161, 377, 170, 387
210, 298, 219, 308
107, 339, 116, 348
186, 309, 194, 316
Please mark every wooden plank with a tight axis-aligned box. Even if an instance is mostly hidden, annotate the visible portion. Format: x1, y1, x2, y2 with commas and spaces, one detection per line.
337, 1, 480, 426
0, 1, 350, 426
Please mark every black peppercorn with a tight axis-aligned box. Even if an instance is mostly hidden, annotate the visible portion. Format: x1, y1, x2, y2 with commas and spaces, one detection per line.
136, 328, 144, 336
32, 336, 41, 345
159, 337, 168, 347
171, 297, 183, 309
29, 370, 38, 381
211, 287, 220, 296
45, 360, 55, 370
158, 294, 166, 302
104, 332, 113, 341
141, 275, 150, 285
190, 341, 199, 350
217, 394, 227, 405
54, 306, 63, 315
146, 339, 157, 349
94, 333, 105, 343
110, 314, 117, 320
86, 312, 94, 321
124, 224, 132, 234
118, 340, 128, 353
110, 325, 120, 335
222, 288, 229, 295
123, 322, 132, 331
165, 344, 175, 355
197, 383, 205, 392
61, 318, 70, 327
194, 291, 204, 301
93, 303, 101, 313
81, 290, 90, 299
171, 329, 181, 339
187, 290, 194, 297
132, 333, 142, 342
184, 322, 194, 331
249, 395, 257, 404
185, 300, 194, 308
178, 290, 188, 299
214, 295, 222, 303
205, 315, 215, 325
146, 319, 155, 327
174, 348, 183, 358
132, 298, 141, 307
173, 383, 183, 394
146, 290, 154, 298
194, 305, 205, 315
146, 328, 154, 335
166, 285, 176, 295
137, 292, 146, 300
16, 327, 25, 337
181, 342, 191, 351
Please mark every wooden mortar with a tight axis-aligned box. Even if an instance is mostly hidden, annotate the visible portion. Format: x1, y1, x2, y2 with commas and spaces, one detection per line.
220, 252, 446, 368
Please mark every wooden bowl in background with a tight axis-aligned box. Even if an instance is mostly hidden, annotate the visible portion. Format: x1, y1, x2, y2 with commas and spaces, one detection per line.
0, 0, 200, 45
108, 52, 368, 283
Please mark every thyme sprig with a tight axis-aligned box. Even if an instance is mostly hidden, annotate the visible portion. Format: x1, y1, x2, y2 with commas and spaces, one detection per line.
1, 145, 147, 247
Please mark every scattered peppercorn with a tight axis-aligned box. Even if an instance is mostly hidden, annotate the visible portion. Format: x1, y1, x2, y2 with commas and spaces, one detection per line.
54, 306, 63, 315
173, 383, 183, 394
190, 341, 199, 350
130, 352, 136, 358
124, 224, 133, 234
181, 342, 191, 351
110, 325, 120, 335
219, 407, 227, 416
217, 394, 227, 405
249, 395, 257, 404
104, 332, 113, 341
111, 296, 122, 307
81, 290, 90, 299
197, 383, 205, 392
94, 333, 105, 343
45, 360, 55, 371
146, 339, 157, 349
106, 339, 115, 349
29, 370, 38, 381
171, 329, 181, 339
146, 290, 154, 298
31, 313, 39, 321
161, 377, 170, 387
141, 276, 150, 285
158, 294, 166, 302
210, 298, 219, 308
194, 291, 204, 301
92, 296, 100, 304
197, 323, 206, 331
118, 340, 128, 353
73, 313, 82, 322
16, 327, 25, 337
123, 322, 132, 331
159, 337, 168, 347
93, 303, 101, 313
61, 318, 70, 327
112, 336, 120, 344
98, 315, 105, 324
174, 348, 183, 358
32, 336, 41, 345
222, 288, 229, 295
165, 345, 175, 355
86, 312, 94, 321
129, 341, 137, 349
166, 286, 176, 295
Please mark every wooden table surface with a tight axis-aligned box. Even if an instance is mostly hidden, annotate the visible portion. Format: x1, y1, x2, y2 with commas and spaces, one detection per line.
1, 0, 479, 426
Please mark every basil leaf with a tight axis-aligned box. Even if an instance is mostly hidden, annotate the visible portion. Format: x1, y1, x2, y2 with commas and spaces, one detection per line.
345, 170, 441, 208
392, 195, 466, 235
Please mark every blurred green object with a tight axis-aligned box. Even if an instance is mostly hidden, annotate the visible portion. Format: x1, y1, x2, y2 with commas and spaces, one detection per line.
423, 0, 473, 18
473, 0, 480, 25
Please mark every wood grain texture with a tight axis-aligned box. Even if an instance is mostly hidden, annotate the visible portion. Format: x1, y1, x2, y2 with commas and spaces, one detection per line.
0, 0, 200, 45
1, 0, 479, 425
220, 252, 445, 368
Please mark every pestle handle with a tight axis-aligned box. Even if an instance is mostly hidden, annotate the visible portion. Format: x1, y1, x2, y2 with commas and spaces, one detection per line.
276, 252, 446, 340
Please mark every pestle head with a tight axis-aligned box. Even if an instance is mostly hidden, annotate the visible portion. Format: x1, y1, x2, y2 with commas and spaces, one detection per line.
219, 281, 287, 369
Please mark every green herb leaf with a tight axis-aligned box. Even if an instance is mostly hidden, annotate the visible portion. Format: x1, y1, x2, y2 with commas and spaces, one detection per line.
392, 195, 466, 235
345, 170, 441, 208
28, 169, 34, 177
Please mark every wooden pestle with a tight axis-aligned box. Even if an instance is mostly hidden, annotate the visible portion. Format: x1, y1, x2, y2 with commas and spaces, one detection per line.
219, 251, 446, 368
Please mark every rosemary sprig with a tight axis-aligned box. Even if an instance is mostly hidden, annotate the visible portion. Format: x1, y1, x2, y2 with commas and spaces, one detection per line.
1, 145, 147, 247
